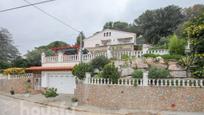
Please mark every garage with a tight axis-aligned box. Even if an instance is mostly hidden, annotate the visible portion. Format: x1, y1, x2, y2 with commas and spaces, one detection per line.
42, 71, 76, 94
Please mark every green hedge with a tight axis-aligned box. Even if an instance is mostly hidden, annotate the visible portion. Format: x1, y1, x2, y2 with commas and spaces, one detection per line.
72, 63, 93, 80
132, 70, 143, 78
148, 67, 169, 78
143, 54, 183, 60
101, 63, 120, 84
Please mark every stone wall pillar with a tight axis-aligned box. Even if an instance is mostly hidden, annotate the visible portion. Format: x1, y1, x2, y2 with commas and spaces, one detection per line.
143, 71, 149, 86
84, 72, 91, 84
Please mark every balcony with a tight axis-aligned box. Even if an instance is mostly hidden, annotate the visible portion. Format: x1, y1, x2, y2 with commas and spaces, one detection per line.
117, 37, 133, 44
41, 49, 169, 67
42, 53, 107, 67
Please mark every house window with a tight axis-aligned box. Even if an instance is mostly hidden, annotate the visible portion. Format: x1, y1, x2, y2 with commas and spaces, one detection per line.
109, 32, 111, 36
95, 44, 100, 47
104, 32, 111, 37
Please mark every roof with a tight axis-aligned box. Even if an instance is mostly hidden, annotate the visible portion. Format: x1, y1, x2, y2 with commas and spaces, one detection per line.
85, 29, 136, 40
26, 66, 73, 71
51, 45, 79, 51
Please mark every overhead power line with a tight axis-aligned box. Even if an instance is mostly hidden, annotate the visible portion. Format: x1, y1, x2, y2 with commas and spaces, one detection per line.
0, 0, 56, 13
23, 0, 81, 33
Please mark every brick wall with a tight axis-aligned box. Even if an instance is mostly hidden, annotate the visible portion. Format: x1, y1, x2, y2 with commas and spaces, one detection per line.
0, 78, 36, 94
75, 84, 204, 112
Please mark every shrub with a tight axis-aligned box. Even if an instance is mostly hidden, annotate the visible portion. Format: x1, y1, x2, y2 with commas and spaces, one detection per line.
143, 54, 159, 58
71, 97, 78, 102
101, 63, 120, 84
121, 54, 130, 61
42, 88, 58, 98
168, 34, 186, 55
91, 56, 109, 70
193, 69, 204, 78
3, 67, 25, 75
72, 63, 93, 80
161, 54, 183, 60
143, 54, 182, 60
24, 79, 32, 93
148, 67, 169, 79
132, 70, 143, 78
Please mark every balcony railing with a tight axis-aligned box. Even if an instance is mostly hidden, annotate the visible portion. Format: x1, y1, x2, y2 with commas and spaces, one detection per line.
42, 49, 169, 64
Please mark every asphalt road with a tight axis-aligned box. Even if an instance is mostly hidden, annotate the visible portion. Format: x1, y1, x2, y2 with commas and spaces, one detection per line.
0, 94, 204, 115
0, 95, 112, 115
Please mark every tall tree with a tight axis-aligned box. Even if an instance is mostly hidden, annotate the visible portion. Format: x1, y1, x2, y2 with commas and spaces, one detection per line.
176, 4, 204, 38
0, 28, 19, 70
26, 41, 68, 66
184, 4, 204, 20
47, 41, 68, 48
0, 28, 19, 61
184, 13, 204, 78
11, 56, 29, 68
76, 32, 85, 47
135, 5, 185, 44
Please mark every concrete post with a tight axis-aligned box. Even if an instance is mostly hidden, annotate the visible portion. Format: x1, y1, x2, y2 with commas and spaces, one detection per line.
41, 72, 48, 87
78, 49, 82, 62
143, 71, 149, 86
107, 46, 112, 59
58, 51, 63, 62
142, 44, 149, 54
41, 52, 45, 64
84, 72, 91, 84
8, 74, 11, 80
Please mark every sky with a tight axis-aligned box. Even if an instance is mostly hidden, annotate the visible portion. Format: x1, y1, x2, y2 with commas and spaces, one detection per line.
0, 0, 204, 55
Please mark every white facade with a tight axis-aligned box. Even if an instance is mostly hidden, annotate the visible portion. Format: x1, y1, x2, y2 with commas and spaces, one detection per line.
84, 29, 136, 49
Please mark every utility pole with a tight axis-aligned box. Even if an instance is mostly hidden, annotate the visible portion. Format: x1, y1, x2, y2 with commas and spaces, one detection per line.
79, 32, 83, 63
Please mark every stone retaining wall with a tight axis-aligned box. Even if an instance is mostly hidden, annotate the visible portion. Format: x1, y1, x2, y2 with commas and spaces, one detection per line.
75, 84, 204, 112
0, 78, 36, 94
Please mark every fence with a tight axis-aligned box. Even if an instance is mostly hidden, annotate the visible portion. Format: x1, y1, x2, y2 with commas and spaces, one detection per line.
43, 49, 169, 63
86, 78, 204, 88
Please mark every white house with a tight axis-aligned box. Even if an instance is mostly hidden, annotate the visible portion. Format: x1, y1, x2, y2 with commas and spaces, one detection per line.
26, 45, 80, 94
84, 29, 137, 53
26, 30, 169, 94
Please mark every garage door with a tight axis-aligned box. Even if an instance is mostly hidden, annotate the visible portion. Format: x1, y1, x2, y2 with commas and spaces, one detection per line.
47, 72, 76, 94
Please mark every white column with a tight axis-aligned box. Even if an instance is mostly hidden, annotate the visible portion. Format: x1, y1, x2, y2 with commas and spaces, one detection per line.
143, 71, 149, 86
41, 72, 48, 87
41, 52, 46, 64
58, 51, 63, 62
142, 44, 149, 55
107, 46, 112, 59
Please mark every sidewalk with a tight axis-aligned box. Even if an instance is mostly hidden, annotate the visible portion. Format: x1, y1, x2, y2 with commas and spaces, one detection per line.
0, 92, 203, 115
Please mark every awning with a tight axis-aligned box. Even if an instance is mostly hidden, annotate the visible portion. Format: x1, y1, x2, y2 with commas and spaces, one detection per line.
26, 66, 73, 71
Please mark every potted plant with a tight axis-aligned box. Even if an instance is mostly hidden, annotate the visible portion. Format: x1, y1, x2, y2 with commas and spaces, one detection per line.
24, 79, 32, 97
10, 87, 15, 95
42, 88, 58, 102
71, 97, 78, 107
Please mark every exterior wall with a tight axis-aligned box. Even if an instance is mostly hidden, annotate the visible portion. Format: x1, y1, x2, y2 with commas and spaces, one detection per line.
84, 29, 136, 48
0, 78, 35, 94
42, 62, 79, 67
75, 84, 204, 112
